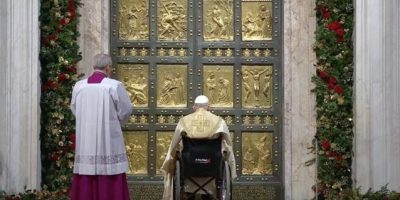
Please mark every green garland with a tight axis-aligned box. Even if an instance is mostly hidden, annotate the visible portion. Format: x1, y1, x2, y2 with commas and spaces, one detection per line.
39, 0, 82, 193
312, 0, 354, 198
313, 1, 399, 199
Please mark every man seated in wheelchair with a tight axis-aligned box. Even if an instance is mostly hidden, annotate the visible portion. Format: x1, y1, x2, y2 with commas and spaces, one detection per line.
161, 95, 237, 200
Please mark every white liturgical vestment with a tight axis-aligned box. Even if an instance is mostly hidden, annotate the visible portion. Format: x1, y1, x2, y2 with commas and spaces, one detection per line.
161, 108, 237, 200
71, 78, 132, 175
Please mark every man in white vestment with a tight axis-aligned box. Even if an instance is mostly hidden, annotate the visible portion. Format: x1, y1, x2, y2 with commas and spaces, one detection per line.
70, 54, 132, 200
161, 95, 237, 200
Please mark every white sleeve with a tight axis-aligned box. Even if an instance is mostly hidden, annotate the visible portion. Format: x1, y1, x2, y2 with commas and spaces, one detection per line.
220, 120, 237, 178
115, 83, 133, 124
70, 85, 77, 116
169, 122, 183, 154
217, 120, 231, 141
160, 122, 183, 174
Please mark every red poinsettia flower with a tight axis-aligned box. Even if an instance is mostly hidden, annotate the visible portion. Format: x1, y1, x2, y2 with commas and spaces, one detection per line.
45, 80, 58, 90
335, 28, 345, 37
321, 139, 331, 150
318, 70, 328, 79
58, 73, 67, 82
318, 5, 330, 19
46, 33, 58, 45
335, 153, 343, 163
327, 21, 342, 31
322, 11, 330, 19
328, 150, 337, 158
59, 18, 70, 26
69, 0, 76, 18
68, 65, 77, 74
328, 151, 343, 163
334, 85, 344, 95
328, 76, 337, 85
50, 152, 61, 161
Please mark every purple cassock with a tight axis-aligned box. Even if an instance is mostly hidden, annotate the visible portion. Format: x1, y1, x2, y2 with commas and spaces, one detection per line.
70, 71, 131, 200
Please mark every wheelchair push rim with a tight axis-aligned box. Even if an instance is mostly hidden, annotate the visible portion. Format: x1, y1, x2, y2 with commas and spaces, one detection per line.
218, 160, 232, 200
174, 160, 182, 200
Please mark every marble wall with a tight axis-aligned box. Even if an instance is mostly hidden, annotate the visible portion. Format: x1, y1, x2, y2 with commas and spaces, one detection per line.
283, 0, 317, 199
0, 0, 41, 193
354, 0, 400, 192
77, 0, 110, 77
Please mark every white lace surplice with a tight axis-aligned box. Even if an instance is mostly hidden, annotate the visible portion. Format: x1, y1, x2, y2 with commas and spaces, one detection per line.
71, 78, 132, 175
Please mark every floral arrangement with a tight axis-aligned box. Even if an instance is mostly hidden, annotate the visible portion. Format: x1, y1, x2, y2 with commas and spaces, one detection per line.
39, 0, 82, 194
312, 0, 355, 197
312, 0, 399, 199
1, 190, 69, 200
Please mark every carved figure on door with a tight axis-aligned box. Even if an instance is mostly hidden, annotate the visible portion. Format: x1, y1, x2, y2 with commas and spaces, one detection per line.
242, 70, 252, 103
262, 73, 272, 104
257, 5, 272, 38
217, 77, 230, 103
208, 5, 227, 38
174, 73, 185, 103
205, 72, 217, 103
158, 2, 186, 40
248, 68, 268, 101
159, 73, 178, 105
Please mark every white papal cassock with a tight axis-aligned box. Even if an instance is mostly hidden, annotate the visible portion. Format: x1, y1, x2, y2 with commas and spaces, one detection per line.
71, 78, 132, 175
161, 108, 237, 200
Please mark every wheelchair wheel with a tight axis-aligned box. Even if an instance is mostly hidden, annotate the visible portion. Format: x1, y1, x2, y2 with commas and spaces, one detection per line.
173, 160, 182, 200
218, 160, 232, 200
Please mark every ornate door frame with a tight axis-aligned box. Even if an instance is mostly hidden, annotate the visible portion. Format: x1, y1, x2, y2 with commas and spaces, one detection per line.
110, 0, 283, 198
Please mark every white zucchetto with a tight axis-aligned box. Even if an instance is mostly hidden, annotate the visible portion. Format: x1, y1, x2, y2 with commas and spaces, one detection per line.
194, 95, 209, 104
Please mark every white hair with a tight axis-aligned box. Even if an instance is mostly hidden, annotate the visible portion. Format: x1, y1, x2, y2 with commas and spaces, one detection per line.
194, 102, 209, 109
93, 54, 112, 70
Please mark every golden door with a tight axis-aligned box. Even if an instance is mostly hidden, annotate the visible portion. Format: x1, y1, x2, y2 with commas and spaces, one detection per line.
111, 0, 282, 199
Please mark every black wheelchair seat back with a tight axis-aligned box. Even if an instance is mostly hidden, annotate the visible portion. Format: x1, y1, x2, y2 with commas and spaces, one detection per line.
181, 134, 222, 178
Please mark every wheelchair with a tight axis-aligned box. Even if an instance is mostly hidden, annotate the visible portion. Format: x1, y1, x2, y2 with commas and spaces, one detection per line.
173, 134, 232, 200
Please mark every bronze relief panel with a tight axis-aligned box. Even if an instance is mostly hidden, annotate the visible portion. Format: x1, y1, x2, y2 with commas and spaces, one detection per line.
118, 0, 149, 40
203, 65, 234, 107
203, 0, 234, 41
241, 1, 272, 41
242, 132, 273, 175
241, 65, 273, 108
157, 65, 187, 107
157, 0, 188, 41
117, 64, 149, 107
156, 132, 174, 175
125, 131, 148, 175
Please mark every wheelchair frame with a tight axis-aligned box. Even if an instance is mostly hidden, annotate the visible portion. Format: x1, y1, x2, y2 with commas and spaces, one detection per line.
173, 135, 232, 200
